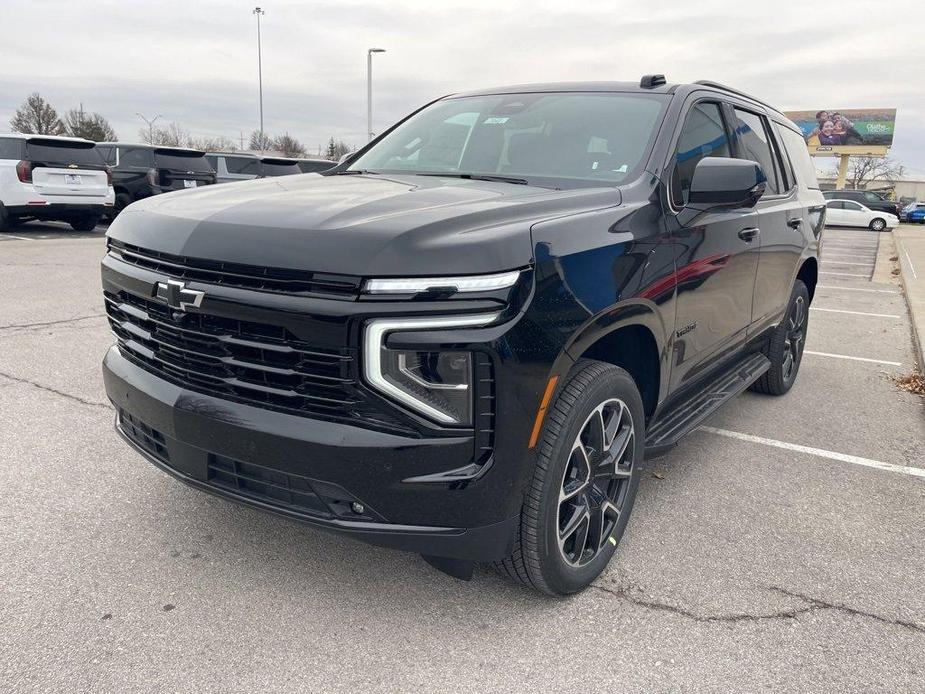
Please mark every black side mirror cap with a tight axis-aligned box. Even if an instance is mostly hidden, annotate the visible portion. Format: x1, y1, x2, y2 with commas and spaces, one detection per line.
687, 157, 767, 211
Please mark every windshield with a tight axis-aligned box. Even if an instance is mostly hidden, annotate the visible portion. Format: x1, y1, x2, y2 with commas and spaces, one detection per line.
25, 139, 106, 169
348, 92, 668, 188
154, 151, 212, 173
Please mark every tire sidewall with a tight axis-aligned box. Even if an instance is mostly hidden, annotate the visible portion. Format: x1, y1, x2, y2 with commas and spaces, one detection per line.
870, 218, 885, 231
533, 365, 645, 595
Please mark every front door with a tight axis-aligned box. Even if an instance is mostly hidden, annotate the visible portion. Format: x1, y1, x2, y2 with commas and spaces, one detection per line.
666, 99, 760, 392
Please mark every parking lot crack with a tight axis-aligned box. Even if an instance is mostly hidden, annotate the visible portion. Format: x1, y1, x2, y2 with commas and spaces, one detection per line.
0, 368, 111, 411
591, 582, 925, 635
0, 313, 106, 333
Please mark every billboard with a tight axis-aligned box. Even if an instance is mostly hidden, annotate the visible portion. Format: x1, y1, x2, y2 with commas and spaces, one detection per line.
783, 108, 896, 157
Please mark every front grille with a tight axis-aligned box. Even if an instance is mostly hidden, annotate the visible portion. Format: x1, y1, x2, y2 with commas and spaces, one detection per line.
105, 290, 417, 435
120, 409, 170, 460
108, 240, 362, 299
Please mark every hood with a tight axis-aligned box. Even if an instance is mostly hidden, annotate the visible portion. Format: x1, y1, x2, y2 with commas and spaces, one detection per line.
108, 173, 621, 276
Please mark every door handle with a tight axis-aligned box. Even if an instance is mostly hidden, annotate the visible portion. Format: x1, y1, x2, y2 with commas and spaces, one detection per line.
787, 218, 803, 229
738, 227, 760, 242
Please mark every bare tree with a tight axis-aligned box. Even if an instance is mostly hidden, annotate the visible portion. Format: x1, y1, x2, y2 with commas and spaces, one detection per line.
9, 93, 65, 135
325, 137, 353, 161
248, 129, 273, 152
64, 108, 117, 142
273, 133, 307, 158
188, 135, 238, 152
141, 121, 190, 147
832, 156, 906, 189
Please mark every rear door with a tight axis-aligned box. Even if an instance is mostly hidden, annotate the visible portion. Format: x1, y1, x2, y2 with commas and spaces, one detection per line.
666, 99, 760, 392
153, 149, 215, 190
728, 106, 806, 328
825, 200, 846, 225
841, 200, 869, 226
26, 139, 109, 198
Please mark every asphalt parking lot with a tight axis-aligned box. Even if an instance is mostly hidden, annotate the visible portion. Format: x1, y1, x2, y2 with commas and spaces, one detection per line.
1, 221, 923, 693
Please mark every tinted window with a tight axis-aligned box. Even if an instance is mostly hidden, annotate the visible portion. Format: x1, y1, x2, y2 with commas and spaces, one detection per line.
154, 151, 212, 173
863, 191, 882, 202
205, 155, 217, 170
826, 201, 844, 209
732, 109, 779, 195
0, 138, 22, 159
118, 147, 154, 167
843, 201, 863, 211
226, 156, 260, 175
96, 145, 115, 164
24, 139, 105, 168
672, 102, 731, 207
349, 92, 668, 188
260, 159, 300, 176
298, 160, 333, 173
778, 126, 819, 190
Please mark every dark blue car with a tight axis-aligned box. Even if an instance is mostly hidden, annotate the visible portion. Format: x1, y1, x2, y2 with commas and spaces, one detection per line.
902, 202, 925, 223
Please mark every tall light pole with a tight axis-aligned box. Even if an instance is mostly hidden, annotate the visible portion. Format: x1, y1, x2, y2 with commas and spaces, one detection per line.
253, 7, 265, 152
136, 112, 162, 143
367, 48, 386, 142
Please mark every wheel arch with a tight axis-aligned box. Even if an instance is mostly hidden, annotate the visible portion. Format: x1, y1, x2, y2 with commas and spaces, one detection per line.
796, 256, 818, 304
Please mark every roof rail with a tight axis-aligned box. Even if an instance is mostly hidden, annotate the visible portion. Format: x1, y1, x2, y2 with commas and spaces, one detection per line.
693, 80, 778, 112
640, 74, 667, 89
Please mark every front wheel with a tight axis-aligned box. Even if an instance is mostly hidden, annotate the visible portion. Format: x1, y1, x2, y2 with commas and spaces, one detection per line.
750, 280, 809, 396
869, 218, 886, 232
495, 360, 644, 596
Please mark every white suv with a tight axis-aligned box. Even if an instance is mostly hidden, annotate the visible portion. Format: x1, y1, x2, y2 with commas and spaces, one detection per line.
0, 133, 115, 232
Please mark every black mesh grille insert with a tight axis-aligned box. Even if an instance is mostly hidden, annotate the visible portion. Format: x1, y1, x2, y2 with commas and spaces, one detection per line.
207, 454, 332, 517
120, 410, 170, 460
105, 290, 417, 435
107, 240, 362, 299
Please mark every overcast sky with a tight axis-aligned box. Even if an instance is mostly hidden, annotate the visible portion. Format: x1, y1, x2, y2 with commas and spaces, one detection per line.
3, 0, 924, 172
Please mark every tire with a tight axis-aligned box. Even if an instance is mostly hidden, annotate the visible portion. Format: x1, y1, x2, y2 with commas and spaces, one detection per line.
70, 216, 100, 232
0, 203, 11, 232
110, 192, 132, 219
750, 280, 809, 396
495, 359, 645, 596
869, 218, 886, 232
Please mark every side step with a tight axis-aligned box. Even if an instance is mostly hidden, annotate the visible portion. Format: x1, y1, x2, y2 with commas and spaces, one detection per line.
645, 352, 770, 457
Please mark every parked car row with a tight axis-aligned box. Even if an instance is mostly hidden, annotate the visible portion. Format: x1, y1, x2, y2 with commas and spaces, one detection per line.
822, 188, 902, 218
823, 198, 899, 231
1, 133, 337, 231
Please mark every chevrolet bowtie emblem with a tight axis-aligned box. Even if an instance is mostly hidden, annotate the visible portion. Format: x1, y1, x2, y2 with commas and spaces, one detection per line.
154, 279, 205, 312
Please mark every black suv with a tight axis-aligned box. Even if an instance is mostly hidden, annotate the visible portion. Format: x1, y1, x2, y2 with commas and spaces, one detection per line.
823, 189, 901, 218
102, 77, 823, 595
97, 143, 216, 218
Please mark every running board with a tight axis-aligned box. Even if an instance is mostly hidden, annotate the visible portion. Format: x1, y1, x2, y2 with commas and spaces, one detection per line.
645, 352, 770, 457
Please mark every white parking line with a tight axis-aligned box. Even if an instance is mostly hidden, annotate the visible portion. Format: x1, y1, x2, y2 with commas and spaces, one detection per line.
810, 307, 900, 318
819, 271, 870, 277
821, 261, 872, 266
699, 427, 925, 480
816, 285, 898, 294
903, 247, 918, 280
804, 350, 901, 366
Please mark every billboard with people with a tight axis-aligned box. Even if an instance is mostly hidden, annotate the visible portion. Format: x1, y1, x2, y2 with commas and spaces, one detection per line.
783, 108, 896, 156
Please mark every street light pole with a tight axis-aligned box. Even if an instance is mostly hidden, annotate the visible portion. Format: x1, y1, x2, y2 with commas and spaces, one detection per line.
367, 48, 386, 142
254, 6, 265, 152
136, 112, 162, 144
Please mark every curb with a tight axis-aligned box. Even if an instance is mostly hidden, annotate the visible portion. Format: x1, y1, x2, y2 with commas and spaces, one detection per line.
894, 227, 924, 371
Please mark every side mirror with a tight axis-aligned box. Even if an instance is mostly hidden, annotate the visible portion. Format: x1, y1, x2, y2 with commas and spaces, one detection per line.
687, 157, 766, 210
338, 152, 354, 165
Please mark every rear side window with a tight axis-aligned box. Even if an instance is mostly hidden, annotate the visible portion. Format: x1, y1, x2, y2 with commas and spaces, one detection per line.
778, 126, 819, 190
96, 145, 115, 164
118, 147, 154, 168
732, 109, 779, 195
299, 161, 333, 173
826, 201, 844, 209
672, 102, 732, 207
154, 151, 212, 173
0, 138, 22, 159
261, 159, 300, 176
226, 156, 260, 175
24, 139, 105, 168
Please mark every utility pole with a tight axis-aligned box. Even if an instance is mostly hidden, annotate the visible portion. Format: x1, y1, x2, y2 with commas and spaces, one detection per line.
367, 48, 386, 142
136, 112, 162, 144
253, 7, 265, 153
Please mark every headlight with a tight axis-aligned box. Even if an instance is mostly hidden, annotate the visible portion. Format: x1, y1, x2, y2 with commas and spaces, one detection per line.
363, 313, 499, 425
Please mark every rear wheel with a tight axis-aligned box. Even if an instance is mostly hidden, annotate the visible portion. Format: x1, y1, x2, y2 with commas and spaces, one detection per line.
750, 280, 809, 396
869, 218, 886, 232
495, 360, 644, 596
109, 193, 132, 220
70, 216, 100, 232
0, 203, 12, 232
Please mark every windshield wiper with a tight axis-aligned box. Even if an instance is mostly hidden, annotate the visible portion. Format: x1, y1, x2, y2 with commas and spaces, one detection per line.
331, 169, 379, 175
415, 172, 530, 185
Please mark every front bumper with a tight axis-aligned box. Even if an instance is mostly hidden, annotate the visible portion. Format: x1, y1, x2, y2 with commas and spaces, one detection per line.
103, 345, 519, 561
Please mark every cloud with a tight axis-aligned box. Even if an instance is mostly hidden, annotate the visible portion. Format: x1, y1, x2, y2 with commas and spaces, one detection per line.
1, 0, 923, 170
